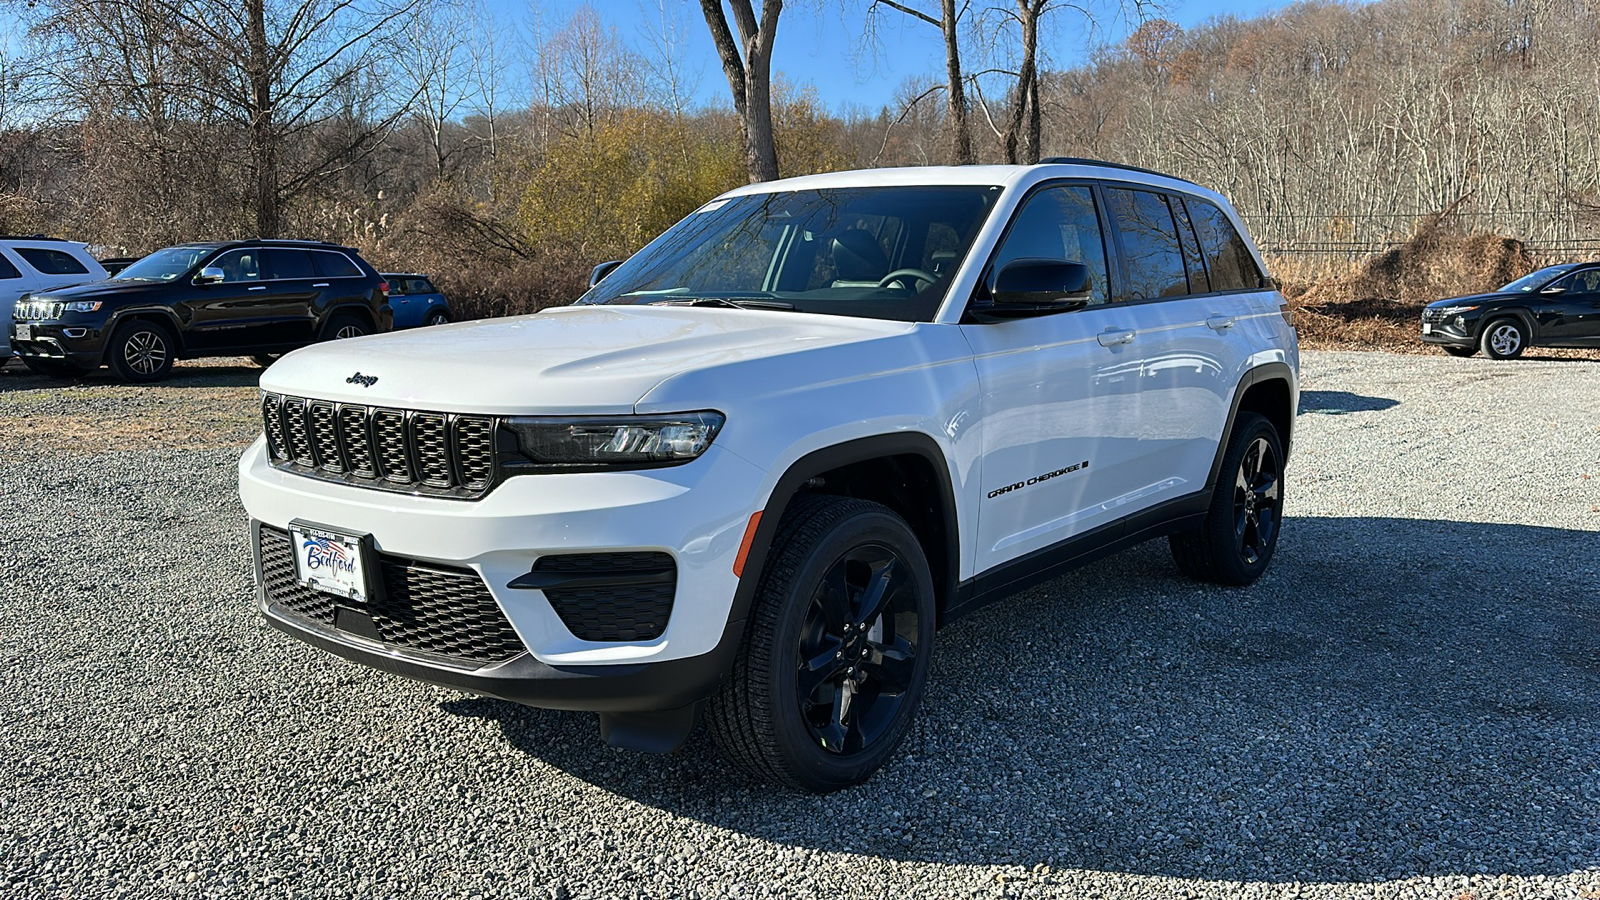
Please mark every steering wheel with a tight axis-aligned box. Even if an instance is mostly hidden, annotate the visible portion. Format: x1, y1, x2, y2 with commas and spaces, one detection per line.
876, 268, 939, 290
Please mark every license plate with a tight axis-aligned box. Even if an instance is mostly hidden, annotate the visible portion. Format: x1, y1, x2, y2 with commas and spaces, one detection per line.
1421, 323, 1432, 334
14, 324, 31, 342
289, 524, 369, 603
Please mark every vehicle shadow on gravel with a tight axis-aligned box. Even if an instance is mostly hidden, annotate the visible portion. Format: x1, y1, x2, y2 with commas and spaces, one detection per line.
451, 515, 1600, 884
0, 358, 262, 392
1298, 390, 1399, 414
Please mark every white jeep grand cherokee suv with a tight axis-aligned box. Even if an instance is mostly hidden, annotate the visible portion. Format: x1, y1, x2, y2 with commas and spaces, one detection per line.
239, 159, 1298, 792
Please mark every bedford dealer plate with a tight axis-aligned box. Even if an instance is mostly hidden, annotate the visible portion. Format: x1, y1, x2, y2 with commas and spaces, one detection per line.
289, 524, 369, 603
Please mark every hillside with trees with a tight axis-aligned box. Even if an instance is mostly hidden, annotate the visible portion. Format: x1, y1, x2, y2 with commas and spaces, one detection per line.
2, 0, 1597, 345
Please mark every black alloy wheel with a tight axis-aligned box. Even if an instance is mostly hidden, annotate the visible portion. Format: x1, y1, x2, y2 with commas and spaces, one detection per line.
106, 320, 175, 382
1169, 412, 1285, 586
707, 495, 936, 792
795, 543, 922, 755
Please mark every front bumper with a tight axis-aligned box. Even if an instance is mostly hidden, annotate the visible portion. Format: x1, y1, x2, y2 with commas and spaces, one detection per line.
239, 436, 767, 710
9, 319, 107, 366
1419, 316, 1478, 348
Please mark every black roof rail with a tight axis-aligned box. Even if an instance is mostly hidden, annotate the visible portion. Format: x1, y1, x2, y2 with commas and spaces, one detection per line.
1037, 157, 1200, 186
0, 234, 66, 242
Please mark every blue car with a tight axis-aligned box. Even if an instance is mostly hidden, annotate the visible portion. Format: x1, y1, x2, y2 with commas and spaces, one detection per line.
383, 273, 452, 328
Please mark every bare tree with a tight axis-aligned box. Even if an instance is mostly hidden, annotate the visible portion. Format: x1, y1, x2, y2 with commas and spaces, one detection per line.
866, 0, 974, 164
396, 2, 471, 180
697, 0, 783, 182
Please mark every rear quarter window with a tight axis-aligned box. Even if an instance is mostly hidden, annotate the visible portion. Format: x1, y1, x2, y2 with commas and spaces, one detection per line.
1185, 198, 1262, 291
311, 252, 362, 278
0, 251, 21, 280
16, 247, 90, 276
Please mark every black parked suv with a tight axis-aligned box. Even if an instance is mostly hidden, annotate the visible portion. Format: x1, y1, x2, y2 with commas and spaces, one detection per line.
1422, 262, 1600, 359
8, 239, 392, 381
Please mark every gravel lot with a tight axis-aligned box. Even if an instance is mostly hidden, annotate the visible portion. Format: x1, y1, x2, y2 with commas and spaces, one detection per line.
2, 349, 1598, 899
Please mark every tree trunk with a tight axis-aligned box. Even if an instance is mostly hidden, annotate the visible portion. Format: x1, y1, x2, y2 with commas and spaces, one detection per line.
698, 0, 782, 183
941, 0, 973, 165
246, 0, 279, 236
1002, 0, 1041, 165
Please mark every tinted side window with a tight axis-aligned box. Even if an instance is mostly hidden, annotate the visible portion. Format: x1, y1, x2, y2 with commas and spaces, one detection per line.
16, 247, 89, 276
1105, 188, 1188, 300
311, 252, 362, 278
990, 184, 1111, 305
1553, 269, 1600, 293
209, 249, 263, 282
265, 249, 316, 280
1186, 198, 1261, 292
1171, 196, 1210, 294
0, 251, 20, 280
418, 279, 438, 294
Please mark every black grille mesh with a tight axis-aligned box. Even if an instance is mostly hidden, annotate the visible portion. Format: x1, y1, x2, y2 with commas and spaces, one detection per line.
535, 552, 676, 642
258, 525, 525, 665
260, 394, 495, 497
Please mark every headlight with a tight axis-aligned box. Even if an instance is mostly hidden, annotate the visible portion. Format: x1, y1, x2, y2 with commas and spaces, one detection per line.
64, 301, 102, 313
1437, 305, 1479, 316
505, 411, 725, 467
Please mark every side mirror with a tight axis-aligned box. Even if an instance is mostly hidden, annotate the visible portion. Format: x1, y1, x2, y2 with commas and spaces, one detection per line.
979, 259, 1091, 320
195, 267, 225, 285
589, 260, 623, 288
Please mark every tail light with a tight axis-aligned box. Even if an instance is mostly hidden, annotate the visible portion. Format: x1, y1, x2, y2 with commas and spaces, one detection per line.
1279, 302, 1296, 329
377, 280, 389, 295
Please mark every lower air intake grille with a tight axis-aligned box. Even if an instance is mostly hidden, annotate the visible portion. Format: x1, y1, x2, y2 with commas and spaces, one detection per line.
257, 525, 525, 665
534, 552, 677, 642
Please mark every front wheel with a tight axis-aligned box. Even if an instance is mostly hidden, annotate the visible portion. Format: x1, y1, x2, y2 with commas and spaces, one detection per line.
1170, 412, 1285, 586
1480, 318, 1528, 360
706, 496, 936, 792
105, 320, 175, 382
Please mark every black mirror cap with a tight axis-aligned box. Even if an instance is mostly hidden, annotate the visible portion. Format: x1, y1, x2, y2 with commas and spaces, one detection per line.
589, 260, 624, 288
993, 258, 1091, 306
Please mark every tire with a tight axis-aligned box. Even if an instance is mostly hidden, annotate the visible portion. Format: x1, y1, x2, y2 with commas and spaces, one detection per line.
424, 309, 450, 327
21, 357, 87, 378
322, 313, 369, 341
1480, 317, 1528, 360
250, 354, 280, 368
1441, 346, 1476, 358
1169, 412, 1285, 586
105, 319, 175, 382
706, 495, 936, 793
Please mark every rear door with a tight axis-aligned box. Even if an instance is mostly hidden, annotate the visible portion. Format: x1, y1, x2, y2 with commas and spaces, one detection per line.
0, 249, 39, 351
262, 248, 320, 345
961, 181, 1145, 573
309, 250, 369, 331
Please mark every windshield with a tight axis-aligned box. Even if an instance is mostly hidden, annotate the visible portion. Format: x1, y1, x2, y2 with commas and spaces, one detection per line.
580, 185, 1002, 322
1500, 264, 1575, 293
113, 246, 215, 282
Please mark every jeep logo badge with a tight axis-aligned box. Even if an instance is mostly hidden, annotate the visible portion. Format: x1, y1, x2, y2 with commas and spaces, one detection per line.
346, 372, 378, 387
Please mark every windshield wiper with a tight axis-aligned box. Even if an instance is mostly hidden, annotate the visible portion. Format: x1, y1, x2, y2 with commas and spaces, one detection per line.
659, 297, 797, 311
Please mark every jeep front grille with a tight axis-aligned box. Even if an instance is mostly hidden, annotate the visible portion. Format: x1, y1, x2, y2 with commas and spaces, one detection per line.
13, 299, 65, 320
261, 393, 497, 497
257, 524, 525, 666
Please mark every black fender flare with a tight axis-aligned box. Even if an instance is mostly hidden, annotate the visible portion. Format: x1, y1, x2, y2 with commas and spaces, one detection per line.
1474, 307, 1538, 343
707, 433, 961, 676
103, 307, 187, 359
1205, 361, 1296, 491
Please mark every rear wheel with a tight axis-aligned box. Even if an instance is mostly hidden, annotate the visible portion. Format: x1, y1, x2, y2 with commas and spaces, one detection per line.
1170, 412, 1284, 586
1480, 318, 1527, 360
706, 496, 936, 793
105, 320, 175, 382
1441, 346, 1476, 358
21, 357, 87, 379
424, 309, 450, 327
322, 313, 369, 341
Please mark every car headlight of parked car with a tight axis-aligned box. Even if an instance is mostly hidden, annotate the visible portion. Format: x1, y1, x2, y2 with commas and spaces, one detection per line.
505, 412, 725, 467
1436, 305, 1479, 317
64, 301, 103, 313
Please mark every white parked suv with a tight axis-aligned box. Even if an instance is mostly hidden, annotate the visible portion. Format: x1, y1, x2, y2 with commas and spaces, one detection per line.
1, 237, 109, 363
239, 159, 1298, 791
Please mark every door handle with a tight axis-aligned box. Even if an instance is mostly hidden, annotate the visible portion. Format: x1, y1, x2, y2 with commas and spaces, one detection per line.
1097, 328, 1137, 347
312, 283, 329, 288
1206, 315, 1236, 331
247, 286, 266, 291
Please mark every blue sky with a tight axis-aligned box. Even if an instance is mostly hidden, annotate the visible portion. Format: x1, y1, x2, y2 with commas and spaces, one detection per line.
514, 0, 1288, 112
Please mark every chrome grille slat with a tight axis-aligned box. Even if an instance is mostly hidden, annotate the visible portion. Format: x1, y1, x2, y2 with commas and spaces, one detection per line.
13, 300, 66, 320
260, 393, 496, 499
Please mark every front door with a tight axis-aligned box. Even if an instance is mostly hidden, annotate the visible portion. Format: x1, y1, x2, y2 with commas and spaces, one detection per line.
1537, 268, 1600, 345
182, 248, 274, 350
961, 182, 1147, 574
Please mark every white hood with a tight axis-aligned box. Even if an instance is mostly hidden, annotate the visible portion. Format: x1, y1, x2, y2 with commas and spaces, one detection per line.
260, 304, 914, 414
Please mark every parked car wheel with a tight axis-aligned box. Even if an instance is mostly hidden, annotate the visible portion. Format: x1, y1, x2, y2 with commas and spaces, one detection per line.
250, 354, 280, 368
322, 313, 369, 341
424, 309, 451, 327
106, 319, 175, 382
1441, 346, 1476, 358
1169, 412, 1284, 586
1480, 317, 1528, 360
706, 495, 936, 793
20, 357, 87, 379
